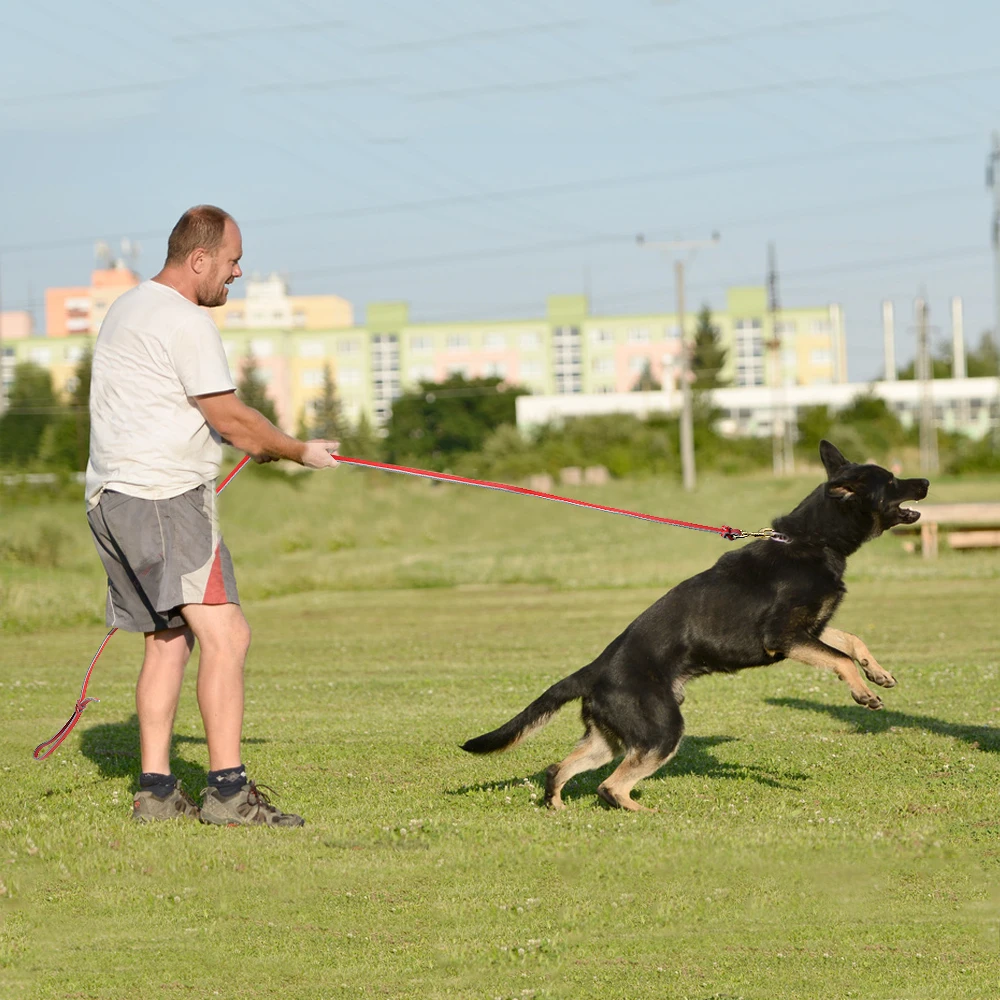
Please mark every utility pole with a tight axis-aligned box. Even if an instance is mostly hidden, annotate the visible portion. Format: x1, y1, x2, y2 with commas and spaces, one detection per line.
765, 242, 794, 476
915, 296, 939, 475
986, 132, 1000, 449
989, 131, 1000, 367
636, 232, 721, 491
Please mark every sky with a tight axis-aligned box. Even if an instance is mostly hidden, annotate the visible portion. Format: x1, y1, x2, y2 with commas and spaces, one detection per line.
1, 0, 998, 381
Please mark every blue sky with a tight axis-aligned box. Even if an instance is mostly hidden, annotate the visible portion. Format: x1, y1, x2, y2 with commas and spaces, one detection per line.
1, 0, 997, 379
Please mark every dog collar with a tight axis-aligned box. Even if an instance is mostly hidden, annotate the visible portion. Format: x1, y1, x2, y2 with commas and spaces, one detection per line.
769, 532, 791, 544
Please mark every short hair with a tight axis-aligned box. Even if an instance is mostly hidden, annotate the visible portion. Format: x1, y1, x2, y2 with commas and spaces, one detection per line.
165, 205, 235, 265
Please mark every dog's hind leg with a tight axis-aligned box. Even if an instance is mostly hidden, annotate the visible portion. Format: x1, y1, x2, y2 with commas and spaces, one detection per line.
786, 636, 884, 709
820, 627, 896, 688
545, 725, 619, 811
596, 701, 684, 813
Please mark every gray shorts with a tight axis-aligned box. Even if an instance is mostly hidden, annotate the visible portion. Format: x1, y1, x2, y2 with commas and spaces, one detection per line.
87, 485, 240, 633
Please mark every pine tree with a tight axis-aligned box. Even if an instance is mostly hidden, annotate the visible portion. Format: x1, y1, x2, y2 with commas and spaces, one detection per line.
309, 364, 344, 441
39, 348, 92, 470
630, 360, 661, 392
0, 362, 58, 464
691, 306, 728, 389
237, 349, 278, 425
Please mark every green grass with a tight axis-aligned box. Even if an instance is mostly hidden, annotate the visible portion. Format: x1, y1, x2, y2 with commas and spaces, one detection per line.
1, 466, 999, 998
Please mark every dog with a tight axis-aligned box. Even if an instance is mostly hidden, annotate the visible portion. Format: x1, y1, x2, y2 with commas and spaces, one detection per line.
462, 441, 929, 812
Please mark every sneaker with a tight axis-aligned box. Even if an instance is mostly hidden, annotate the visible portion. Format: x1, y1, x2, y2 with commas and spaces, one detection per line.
199, 782, 305, 827
132, 783, 201, 822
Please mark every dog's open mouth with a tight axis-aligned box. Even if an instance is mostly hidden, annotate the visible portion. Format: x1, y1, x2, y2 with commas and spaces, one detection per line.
897, 501, 921, 524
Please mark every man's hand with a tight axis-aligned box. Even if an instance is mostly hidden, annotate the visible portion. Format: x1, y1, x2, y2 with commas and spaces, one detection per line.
301, 440, 339, 469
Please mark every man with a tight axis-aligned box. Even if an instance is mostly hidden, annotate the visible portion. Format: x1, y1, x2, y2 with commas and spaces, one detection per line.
86, 205, 338, 827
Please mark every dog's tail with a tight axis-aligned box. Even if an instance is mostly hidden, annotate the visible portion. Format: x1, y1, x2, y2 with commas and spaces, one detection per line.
461, 664, 595, 755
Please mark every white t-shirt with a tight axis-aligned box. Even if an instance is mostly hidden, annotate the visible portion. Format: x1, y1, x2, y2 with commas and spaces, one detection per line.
85, 280, 236, 508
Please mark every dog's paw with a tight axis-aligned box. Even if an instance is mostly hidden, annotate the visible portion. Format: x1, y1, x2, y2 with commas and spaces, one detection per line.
851, 689, 884, 710
860, 660, 896, 688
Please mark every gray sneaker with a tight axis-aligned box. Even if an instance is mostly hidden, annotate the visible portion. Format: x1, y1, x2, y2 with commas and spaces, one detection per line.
199, 782, 305, 827
132, 783, 201, 822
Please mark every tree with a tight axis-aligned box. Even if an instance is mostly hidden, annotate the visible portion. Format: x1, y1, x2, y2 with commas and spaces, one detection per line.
630, 360, 661, 392
237, 349, 278, 425
383, 373, 528, 467
309, 364, 344, 441
40, 349, 92, 470
691, 306, 728, 388
0, 362, 58, 465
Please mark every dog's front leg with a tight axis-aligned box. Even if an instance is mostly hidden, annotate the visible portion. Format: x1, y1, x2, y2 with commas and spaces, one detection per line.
786, 635, 885, 710
820, 627, 896, 689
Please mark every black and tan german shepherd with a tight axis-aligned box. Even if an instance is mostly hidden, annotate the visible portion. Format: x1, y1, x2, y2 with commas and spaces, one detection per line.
462, 441, 929, 812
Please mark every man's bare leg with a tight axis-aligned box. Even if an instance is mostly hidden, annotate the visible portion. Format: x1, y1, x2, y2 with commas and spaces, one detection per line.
180, 602, 251, 772
137, 625, 195, 775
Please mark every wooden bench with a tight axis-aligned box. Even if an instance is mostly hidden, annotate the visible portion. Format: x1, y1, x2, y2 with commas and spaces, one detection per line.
891, 502, 1000, 558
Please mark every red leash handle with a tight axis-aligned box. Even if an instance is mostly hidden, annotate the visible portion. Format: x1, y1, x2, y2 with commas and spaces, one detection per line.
32, 455, 252, 762
332, 454, 743, 539
33, 628, 115, 761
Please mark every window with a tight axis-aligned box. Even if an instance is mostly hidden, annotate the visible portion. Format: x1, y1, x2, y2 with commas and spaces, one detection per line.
224, 311, 245, 328
520, 332, 542, 351
336, 339, 360, 354
29, 348, 51, 366
810, 319, 833, 334
445, 333, 470, 351
627, 327, 649, 343
775, 320, 797, 335
65, 346, 85, 362
484, 331, 507, 349
484, 361, 507, 378
590, 328, 614, 345
521, 360, 541, 378
301, 369, 324, 387
734, 319, 764, 387
810, 350, 832, 365
250, 339, 273, 358
338, 369, 361, 386
299, 340, 324, 358
628, 356, 650, 373
409, 335, 433, 352
592, 357, 614, 374
292, 311, 307, 328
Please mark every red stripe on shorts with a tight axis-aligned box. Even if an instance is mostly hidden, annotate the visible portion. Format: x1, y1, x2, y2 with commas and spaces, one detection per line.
203, 544, 228, 604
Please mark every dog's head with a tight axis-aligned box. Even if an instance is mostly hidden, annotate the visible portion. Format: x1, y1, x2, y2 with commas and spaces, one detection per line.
820, 440, 929, 534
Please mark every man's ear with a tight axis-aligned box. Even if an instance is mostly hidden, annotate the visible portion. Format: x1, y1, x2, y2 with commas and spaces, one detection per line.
820, 439, 849, 478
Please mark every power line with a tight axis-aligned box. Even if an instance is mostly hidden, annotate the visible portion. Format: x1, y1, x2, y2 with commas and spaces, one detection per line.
367, 18, 586, 53
0, 132, 978, 256
633, 12, 893, 53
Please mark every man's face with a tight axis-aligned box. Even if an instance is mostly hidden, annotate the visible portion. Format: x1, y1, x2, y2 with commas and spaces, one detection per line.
196, 220, 243, 308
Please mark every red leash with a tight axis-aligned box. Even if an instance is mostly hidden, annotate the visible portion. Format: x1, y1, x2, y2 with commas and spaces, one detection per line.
33, 452, 751, 761
332, 455, 744, 539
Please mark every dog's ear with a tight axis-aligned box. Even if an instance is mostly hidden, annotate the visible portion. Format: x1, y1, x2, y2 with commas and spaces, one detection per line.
826, 477, 859, 500
819, 440, 849, 478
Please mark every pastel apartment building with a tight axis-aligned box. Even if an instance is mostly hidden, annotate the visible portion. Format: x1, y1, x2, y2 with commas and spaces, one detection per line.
5, 275, 845, 432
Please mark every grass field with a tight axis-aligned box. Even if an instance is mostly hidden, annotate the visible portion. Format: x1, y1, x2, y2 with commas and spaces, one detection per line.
1, 463, 999, 998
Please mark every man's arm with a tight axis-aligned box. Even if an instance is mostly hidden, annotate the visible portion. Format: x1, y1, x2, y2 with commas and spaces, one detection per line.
195, 391, 338, 469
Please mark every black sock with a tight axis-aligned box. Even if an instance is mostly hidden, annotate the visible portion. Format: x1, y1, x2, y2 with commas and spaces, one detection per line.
139, 772, 177, 799
208, 764, 247, 799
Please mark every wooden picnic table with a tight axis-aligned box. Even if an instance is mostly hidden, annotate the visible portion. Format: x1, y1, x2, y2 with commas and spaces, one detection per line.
891, 502, 1000, 558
